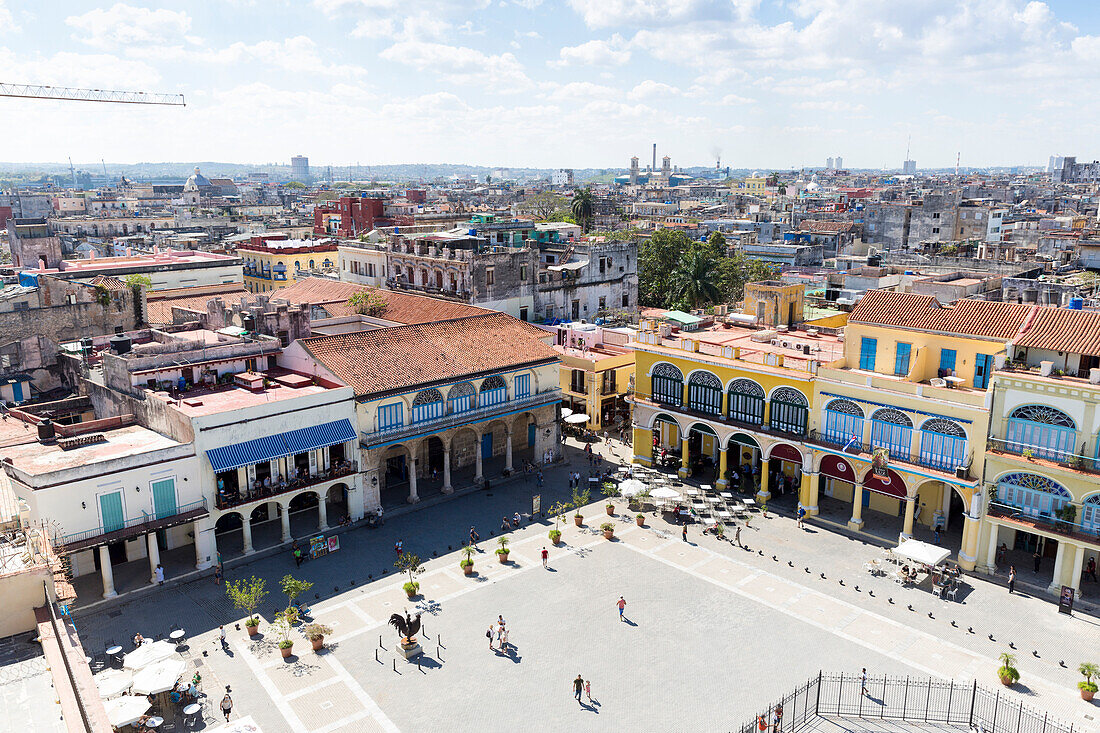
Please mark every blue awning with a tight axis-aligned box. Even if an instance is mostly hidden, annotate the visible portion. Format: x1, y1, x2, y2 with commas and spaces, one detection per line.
283, 419, 356, 454
207, 435, 289, 474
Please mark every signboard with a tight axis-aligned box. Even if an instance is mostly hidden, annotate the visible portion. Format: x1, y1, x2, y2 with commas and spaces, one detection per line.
1058, 585, 1074, 615
532, 494, 541, 516
309, 534, 328, 559
327, 535, 340, 553
871, 447, 890, 478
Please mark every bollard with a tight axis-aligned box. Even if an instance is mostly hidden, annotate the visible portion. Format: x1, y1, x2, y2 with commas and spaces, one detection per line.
375, 648, 379, 663
438, 635, 444, 649
393, 658, 397, 672
437, 644, 441, 660
379, 635, 383, 649
417, 656, 421, 671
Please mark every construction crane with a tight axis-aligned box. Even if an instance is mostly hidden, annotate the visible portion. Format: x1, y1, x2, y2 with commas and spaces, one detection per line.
0, 82, 184, 106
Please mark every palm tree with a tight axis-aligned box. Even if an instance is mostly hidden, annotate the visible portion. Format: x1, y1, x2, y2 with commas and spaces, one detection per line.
671, 249, 723, 308
571, 187, 594, 233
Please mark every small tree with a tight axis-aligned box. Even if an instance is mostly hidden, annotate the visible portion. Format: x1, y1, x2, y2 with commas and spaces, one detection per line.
225, 576, 267, 627
395, 551, 424, 594
572, 485, 591, 517
460, 543, 476, 569
281, 574, 314, 608
1079, 662, 1099, 692
346, 290, 388, 317
123, 273, 152, 290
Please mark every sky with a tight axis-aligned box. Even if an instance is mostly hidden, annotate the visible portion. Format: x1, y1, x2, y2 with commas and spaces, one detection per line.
2, 0, 1100, 170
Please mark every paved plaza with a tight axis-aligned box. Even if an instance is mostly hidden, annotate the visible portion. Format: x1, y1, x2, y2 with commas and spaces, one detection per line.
9, 437, 1100, 732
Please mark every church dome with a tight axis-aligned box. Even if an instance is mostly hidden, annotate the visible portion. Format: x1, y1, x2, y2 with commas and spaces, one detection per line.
183, 166, 212, 192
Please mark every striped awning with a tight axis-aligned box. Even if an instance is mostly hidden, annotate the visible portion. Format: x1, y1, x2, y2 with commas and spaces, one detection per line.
206, 419, 356, 473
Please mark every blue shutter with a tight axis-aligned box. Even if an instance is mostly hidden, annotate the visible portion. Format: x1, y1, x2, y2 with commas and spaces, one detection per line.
939, 349, 957, 373
973, 353, 992, 389
99, 492, 124, 533
894, 343, 911, 376
151, 479, 177, 520
859, 338, 877, 371
515, 374, 530, 399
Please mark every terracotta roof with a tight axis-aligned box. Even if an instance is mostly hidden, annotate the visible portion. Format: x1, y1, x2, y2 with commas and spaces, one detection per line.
88, 275, 127, 292
145, 283, 249, 325
1013, 307, 1100, 357
849, 290, 1034, 339
274, 277, 491, 324
297, 312, 558, 397
803, 220, 857, 234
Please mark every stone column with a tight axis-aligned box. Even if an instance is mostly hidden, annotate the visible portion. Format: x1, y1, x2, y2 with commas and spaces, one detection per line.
318, 493, 329, 530
756, 465, 771, 503
1070, 544, 1086, 595
678, 436, 690, 478
802, 471, 818, 515
280, 505, 291, 543
1047, 542, 1067, 594
99, 545, 117, 599
505, 428, 514, 472
474, 434, 484, 483
632, 426, 651, 465
146, 532, 161, 584
901, 497, 917, 540
848, 482, 865, 531
984, 522, 1000, 574
242, 516, 255, 554
408, 461, 419, 503
958, 515, 980, 571
442, 447, 453, 494
716, 448, 729, 489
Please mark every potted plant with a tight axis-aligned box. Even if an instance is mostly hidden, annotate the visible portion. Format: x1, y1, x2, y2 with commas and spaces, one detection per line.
548, 501, 568, 543
628, 487, 651, 512
572, 486, 590, 527
1078, 662, 1099, 701
602, 482, 619, 515
280, 574, 314, 623
395, 551, 424, 599
601, 521, 615, 540
496, 536, 510, 564
274, 610, 294, 658
225, 576, 268, 637
303, 623, 333, 652
1022, 448, 1036, 461
998, 652, 1020, 687
715, 523, 726, 539
460, 544, 475, 576
636, 512, 645, 527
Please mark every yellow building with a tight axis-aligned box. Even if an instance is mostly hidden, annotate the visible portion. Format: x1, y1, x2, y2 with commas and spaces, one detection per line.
554, 327, 635, 432
735, 176, 767, 194
238, 235, 338, 293
743, 280, 806, 327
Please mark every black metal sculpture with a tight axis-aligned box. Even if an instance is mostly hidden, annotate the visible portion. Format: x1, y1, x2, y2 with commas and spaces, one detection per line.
388, 610, 422, 645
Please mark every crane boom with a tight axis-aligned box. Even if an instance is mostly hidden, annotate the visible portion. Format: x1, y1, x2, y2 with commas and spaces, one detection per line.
0, 82, 184, 106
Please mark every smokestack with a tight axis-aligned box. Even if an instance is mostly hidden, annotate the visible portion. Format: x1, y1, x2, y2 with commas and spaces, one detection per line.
652, 144, 657, 171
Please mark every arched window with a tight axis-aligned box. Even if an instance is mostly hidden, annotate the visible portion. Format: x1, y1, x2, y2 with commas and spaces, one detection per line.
769, 387, 808, 436
1083, 494, 1100, 533
870, 408, 913, 460
823, 399, 864, 447
411, 388, 444, 423
480, 374, 507, 407
996, 473, 1070, 519
1006, 405, 1077, 461
651, 363, 683, 406
919, 418, 968, 471
727, 379, 765, 425
447, 382, 476, 414
309, 259, 316, 269
687, 371, 722, 415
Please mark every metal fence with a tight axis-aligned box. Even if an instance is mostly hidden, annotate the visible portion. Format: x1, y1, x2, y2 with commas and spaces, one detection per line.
738, 673, 1078, 733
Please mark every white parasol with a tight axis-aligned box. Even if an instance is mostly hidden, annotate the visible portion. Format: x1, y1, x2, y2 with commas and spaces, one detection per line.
94, 668, 133, 698
560, 408, 574, 418
131, 657, 186, 695
103, 694, 151, 728
618, 479, 647, 497
650, 487, 681, 500
564, 413, 590, 424
123, 639, 175, 670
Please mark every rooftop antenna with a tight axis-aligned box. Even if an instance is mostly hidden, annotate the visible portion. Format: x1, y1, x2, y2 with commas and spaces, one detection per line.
101, 159, 107, 179
905, 133, 911, 162
68, 157, 76, 189
955, 151, 960, 176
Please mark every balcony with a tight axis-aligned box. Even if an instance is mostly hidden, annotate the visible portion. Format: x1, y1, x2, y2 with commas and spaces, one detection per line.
215, 461, 358, 511
385, 278, 470, 301
987, 436, 1100, 474
362, 389, 562, 446
987, 501, 1100, 547
806, 430, 973, 479
59, 499, 209, 553
631, 392, 806, 439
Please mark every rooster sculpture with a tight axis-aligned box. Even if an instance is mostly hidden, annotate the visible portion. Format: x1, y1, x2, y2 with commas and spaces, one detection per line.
388, 610, 422, 645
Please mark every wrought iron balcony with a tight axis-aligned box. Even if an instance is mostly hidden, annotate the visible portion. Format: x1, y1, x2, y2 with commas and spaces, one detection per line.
59, 499, 209, 553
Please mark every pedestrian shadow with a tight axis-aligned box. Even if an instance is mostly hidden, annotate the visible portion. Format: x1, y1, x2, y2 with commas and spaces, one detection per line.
579, 700, 599, 713
864, 694, 884, 706
495, 646, 521, 663
545, 567, 558, 573
417, 655, 442, 670
622, 617, 638, 628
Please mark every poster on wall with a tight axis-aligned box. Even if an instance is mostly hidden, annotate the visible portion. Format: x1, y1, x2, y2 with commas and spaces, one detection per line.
871, 447, 890, 478
532, 494, 541, 516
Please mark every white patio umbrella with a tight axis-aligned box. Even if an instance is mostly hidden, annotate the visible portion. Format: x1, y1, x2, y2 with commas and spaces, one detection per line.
560, 407, 574, 418
103, 694, 151, 728
131, 657, 187, 695
93, 668, 133, 699
123, 639, 175, 670
618, 479, 647, 497
564, 413, 590, 424
650, 487, 681, 500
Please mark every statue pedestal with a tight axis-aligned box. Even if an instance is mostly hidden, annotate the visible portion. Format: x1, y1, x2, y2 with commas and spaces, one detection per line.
398, 639, 422, 659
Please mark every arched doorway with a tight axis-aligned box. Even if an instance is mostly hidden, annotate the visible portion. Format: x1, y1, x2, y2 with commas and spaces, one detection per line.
766, 443, 803, 506
725, 433, 761, 493
327, 483, 349, 524
380, 443, 414, 507
481, 419, 508, 476
650, 413, 682, 468
449, 426, 480, 487
511, 412, 537, 471
214, 512, 244, 559
684, 422, 719, 480
287, 491, 320, 537
249, 503, 280, 551
817, 454, 857, 523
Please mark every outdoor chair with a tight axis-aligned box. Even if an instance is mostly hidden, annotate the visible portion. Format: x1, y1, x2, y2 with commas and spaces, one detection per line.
947, 586, 959, 602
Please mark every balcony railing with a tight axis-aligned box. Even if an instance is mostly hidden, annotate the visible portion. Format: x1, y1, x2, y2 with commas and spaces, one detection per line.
60, 498, 209, 551
216, 461, 358, 510
987, 501, 1100, 546
632, 393, 806, 438
807, 430, 971, 477
988, 436, 1100, 473
362, 389, 562, 446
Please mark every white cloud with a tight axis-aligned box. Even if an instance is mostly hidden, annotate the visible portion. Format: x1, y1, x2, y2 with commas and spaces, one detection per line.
130, 36, 366, 77
0, 1, 18, 32
551, 34, 631, 67
66, 3, 191, 49
380, 41, 532, 91
542, 81, 618, 101
793, 100, 866, 112
626, 80, 681, 100
0, 48, 161, 88
711, 93, 755, 105
567, 0, 756, 29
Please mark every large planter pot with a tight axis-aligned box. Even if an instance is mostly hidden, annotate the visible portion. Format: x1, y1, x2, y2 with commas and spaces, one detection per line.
462, 563, 474, 576
1082, 688, 1096, 702
311, 637, 324, 652
603, 530, 615, 540
574, 515, 583, 527
999, 676, 1015, 687
636, 516, 645, 527
405, 590, 417, 600
280, 644, 293, 659
497, 551, 509, 564
246, 623, 259, 637
606, 505, 615, 516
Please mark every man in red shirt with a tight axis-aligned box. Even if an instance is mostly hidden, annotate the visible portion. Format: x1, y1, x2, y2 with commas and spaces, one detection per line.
541, 546, 549, 569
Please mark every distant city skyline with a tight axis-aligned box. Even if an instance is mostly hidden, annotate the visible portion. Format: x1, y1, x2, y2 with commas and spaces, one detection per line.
2, 1, 1100, 169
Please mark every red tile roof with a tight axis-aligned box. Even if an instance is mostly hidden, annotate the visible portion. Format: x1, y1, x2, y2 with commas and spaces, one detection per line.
802, 220, 858, 234
87, 275, 127, 292
297, 312, 558, 397
849, 290, 1034, 339
145, 283, 249, 325
1013, 307, 1100, 357
274, 277, 490, 324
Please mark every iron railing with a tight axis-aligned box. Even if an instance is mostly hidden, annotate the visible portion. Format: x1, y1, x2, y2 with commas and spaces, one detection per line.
987, 501, 1100, 545
738, 673, 1078, 733
60, 498, 208, 546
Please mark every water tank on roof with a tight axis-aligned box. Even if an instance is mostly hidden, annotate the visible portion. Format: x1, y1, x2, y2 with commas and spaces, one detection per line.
867, 255, 882, 266
1067, 297, 1084, 310
242, 315, 256, 332
38, 419, 54, 441
110, 335, 131, 354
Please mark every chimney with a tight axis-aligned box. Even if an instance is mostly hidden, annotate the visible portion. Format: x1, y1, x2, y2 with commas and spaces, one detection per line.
652, 144, 657, 171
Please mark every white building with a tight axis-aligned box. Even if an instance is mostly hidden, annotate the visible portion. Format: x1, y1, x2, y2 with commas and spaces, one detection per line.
551, 169, 574, 187
339, 241, 389, 288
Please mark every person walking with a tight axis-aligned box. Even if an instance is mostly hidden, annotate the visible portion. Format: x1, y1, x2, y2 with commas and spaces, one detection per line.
292, 540, 303, 568
585, 679, 592, 703
541, 546, 549, 569
734, 525, 742, 548
682, 524, 688, 542
486, 626, 495, 651
213, 564, 223, 585
861, 668, 868, 697
1086, 556, 1098, 582
470, 526, 480, 548
773, 704, 783, 732
796, 505, 805, 530
155, 564, 165, 584
220, 691, 233, 722
1008, 565, 1016, 594
500, 626, 510, 652
219, 625, 228, 651
617, 596, 627, 621
1032, 550, 1041, 573
573, 675, 584, 702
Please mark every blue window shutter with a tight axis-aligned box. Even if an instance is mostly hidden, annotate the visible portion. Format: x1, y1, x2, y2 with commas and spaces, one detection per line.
939, 349, 957, 373
859, 338, 877, 371
894, 343, 911, 376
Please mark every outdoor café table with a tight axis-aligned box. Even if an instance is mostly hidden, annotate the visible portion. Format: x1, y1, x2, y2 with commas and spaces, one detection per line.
716, 510, 732, 521
742, 498, 756, 507
720, 492, 734, 500
704, 495, 720, 504
682, 488, 700, 497
145, 716, 164, 729
169, 629, 185, 643
691, 502, 707, 512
